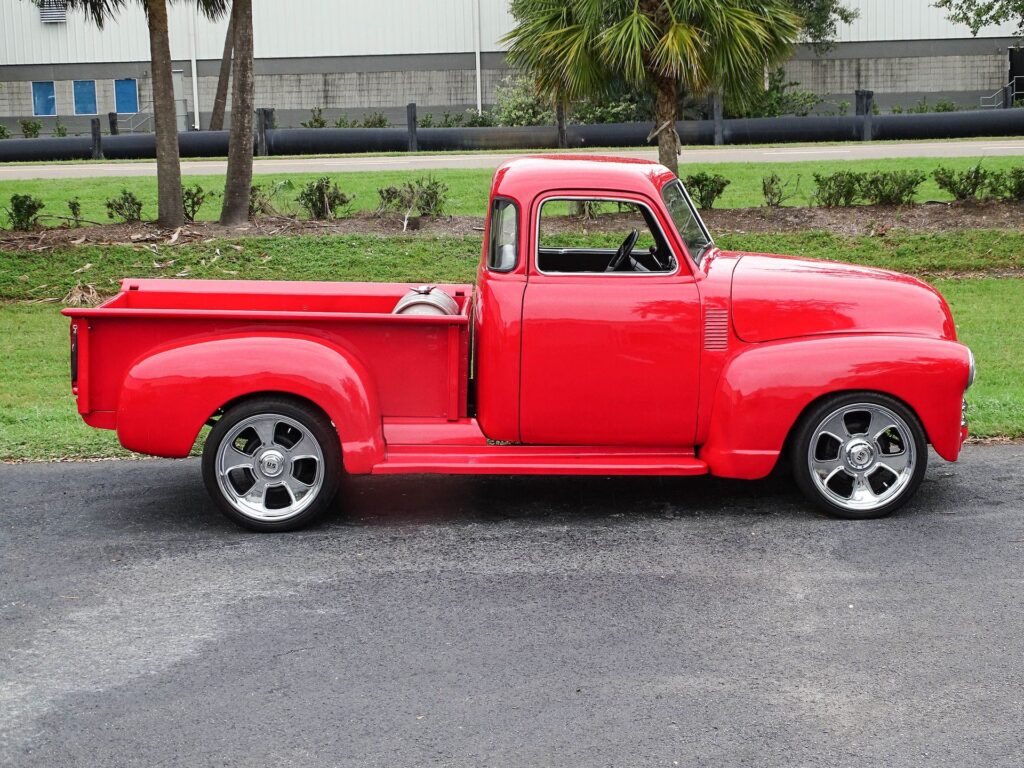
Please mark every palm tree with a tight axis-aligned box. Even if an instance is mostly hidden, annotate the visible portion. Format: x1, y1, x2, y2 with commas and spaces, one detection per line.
208, 16, 233, 131
218, 0, 253, 226
51, 0, 227, 227
504, 0, 801, 175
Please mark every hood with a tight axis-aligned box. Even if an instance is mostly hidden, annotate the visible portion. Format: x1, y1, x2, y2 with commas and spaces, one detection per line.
729, 253, 956, 344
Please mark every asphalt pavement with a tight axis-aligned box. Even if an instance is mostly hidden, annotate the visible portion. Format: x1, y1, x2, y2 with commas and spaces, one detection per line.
2, 139, 1024, 180
1, 446, 1022, 766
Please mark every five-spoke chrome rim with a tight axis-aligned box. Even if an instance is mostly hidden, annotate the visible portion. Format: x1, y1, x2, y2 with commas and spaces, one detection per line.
807, 402, 916, 512
215, 413, 324, 521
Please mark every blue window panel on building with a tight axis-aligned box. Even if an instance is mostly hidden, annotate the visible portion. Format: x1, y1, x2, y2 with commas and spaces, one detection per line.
115, 79, 139, 113
73, 80, 97, 114
32, 82, 56, 116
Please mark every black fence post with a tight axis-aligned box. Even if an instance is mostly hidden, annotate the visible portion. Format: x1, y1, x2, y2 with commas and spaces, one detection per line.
108, 111, 119, 135
709, 93, 724, 146
407, 102, 418, 152
90, 117, 103, 159
255, 108, 270, 156
856, 89, 874, 141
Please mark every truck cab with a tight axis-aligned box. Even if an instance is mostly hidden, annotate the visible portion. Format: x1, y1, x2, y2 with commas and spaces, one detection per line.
64, 156, 975, 531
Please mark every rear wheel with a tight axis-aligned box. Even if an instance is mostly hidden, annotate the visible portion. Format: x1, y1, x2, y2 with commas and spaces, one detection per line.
792, 392, 927, 520
202, 397, 341, 532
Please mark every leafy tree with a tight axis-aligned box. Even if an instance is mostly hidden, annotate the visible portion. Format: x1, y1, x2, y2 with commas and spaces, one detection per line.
934, 0, 1024, 35
789, 0, 859, 52
503, 0, 801, 175
50, 0, 228, 228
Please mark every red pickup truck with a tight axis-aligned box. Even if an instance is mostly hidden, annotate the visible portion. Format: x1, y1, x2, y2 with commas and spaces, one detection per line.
64, 156, 974, 531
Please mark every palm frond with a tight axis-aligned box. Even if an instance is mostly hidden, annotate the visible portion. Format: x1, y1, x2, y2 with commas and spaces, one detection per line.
598, 6, 660, 86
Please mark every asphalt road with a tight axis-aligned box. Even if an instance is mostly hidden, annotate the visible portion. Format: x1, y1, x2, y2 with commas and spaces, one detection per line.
2, 447, 1022, 767
3, 139, 1024, 180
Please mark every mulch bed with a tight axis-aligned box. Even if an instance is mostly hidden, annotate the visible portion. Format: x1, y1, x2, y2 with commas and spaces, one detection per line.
2, 201, 1023, 253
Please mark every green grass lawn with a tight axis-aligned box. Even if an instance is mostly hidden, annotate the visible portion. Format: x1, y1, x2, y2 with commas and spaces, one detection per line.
3, 228, 1022, 303
1, 277, 1020, 461
3, 154, 1024, 228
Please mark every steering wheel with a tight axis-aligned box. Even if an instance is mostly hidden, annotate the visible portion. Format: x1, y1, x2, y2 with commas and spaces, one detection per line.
606, 229, 640, 272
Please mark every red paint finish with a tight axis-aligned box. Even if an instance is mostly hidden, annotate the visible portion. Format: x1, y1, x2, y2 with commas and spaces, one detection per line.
699, 335, 972, 478
64, 155, 974, 485
520, 274, 701, 445
731, 254, 957, 343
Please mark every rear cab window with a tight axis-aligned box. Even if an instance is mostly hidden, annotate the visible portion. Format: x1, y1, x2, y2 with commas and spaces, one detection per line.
487, 198, 519, 272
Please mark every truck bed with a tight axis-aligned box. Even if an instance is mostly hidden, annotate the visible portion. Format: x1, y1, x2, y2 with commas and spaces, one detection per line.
63, 279, 473, 428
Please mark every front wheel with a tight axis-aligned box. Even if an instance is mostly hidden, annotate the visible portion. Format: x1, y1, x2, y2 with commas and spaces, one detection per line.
202, 397, 341, 532
791, 393, 927, 520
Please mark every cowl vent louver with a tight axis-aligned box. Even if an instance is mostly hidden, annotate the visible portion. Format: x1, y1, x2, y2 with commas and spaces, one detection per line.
704, 309, 729, 350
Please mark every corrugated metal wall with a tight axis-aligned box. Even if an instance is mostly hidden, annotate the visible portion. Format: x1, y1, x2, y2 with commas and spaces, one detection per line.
0, 0, 1015, 67
0, 0, 513, 65
835, 0, 1016, 42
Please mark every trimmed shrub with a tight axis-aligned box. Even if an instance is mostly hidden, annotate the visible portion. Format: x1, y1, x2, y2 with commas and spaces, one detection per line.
572, 94, 649, 124
813, 171, 863, 207
376, 175, 451, 229
20, 119, 42, 139
859, 170, 926, 206
296, 177, 352, 220
182, 184, 211, 223
462, 109, 496, 127
683, 172, 731, 210
249, 179, 294, 218
934, 163, 990, 201
67, 197, 82, 227
300, 107, 327, 129
491, 76, 553, 127
53, 119, 68, 137
1001, 168, 1024, 202
761, 173, 800, 207
0, 124, 10, 139
105, 189, 143, 223
5, 194, 45, 230
359, 111, 390, 128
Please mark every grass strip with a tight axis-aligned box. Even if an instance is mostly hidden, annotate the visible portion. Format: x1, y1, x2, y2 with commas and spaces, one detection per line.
3, 229, 1024, 302
3, 155, 1024, 228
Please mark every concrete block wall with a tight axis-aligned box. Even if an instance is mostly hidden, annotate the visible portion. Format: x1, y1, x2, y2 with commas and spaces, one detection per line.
784, 54, 1007, 100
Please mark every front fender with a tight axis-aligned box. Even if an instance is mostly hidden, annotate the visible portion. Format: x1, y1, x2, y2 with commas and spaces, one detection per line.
699, 335, 972, 479
117, 334, 384, 472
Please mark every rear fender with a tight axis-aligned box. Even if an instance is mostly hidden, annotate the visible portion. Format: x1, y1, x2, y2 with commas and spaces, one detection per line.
117, 334, 383, 472
699, 335, 972, 479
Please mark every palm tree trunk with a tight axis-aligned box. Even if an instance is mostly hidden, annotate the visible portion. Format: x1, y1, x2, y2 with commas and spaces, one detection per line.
654, 74, 680, 176
208, 17, 233, 131
219, 0, 254, 226
555, 100, 567, 148
146, 0, 184, 227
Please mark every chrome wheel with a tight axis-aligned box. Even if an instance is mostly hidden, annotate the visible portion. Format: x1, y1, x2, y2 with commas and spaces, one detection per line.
806, 402, 916, 513
214, 412, 325, 522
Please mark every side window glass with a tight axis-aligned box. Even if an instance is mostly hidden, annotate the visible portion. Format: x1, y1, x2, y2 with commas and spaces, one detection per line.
487, 199, 518, 272
536, 199, 675, 274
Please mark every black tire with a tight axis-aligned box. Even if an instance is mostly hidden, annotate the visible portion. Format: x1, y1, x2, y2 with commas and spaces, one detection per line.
791, 391, 928, 520
201, 396, 342, 532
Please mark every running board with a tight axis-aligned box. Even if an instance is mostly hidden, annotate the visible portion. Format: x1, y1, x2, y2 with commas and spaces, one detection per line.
373, 445, 708, 476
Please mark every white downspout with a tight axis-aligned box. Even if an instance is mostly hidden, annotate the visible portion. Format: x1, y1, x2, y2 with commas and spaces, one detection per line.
473, 0, 482, 113
189, 7, 201, 129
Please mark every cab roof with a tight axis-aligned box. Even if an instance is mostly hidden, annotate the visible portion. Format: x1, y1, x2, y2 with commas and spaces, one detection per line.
491, 155, 677, 203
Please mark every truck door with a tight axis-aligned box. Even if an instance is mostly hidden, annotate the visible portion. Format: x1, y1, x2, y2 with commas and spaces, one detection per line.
519, 193, 701, 446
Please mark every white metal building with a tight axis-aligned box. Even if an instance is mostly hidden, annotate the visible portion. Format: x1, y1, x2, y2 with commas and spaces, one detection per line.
0, 0, 1019, 133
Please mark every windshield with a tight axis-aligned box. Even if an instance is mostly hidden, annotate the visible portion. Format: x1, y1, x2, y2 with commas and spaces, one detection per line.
661, 179, 713, 263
